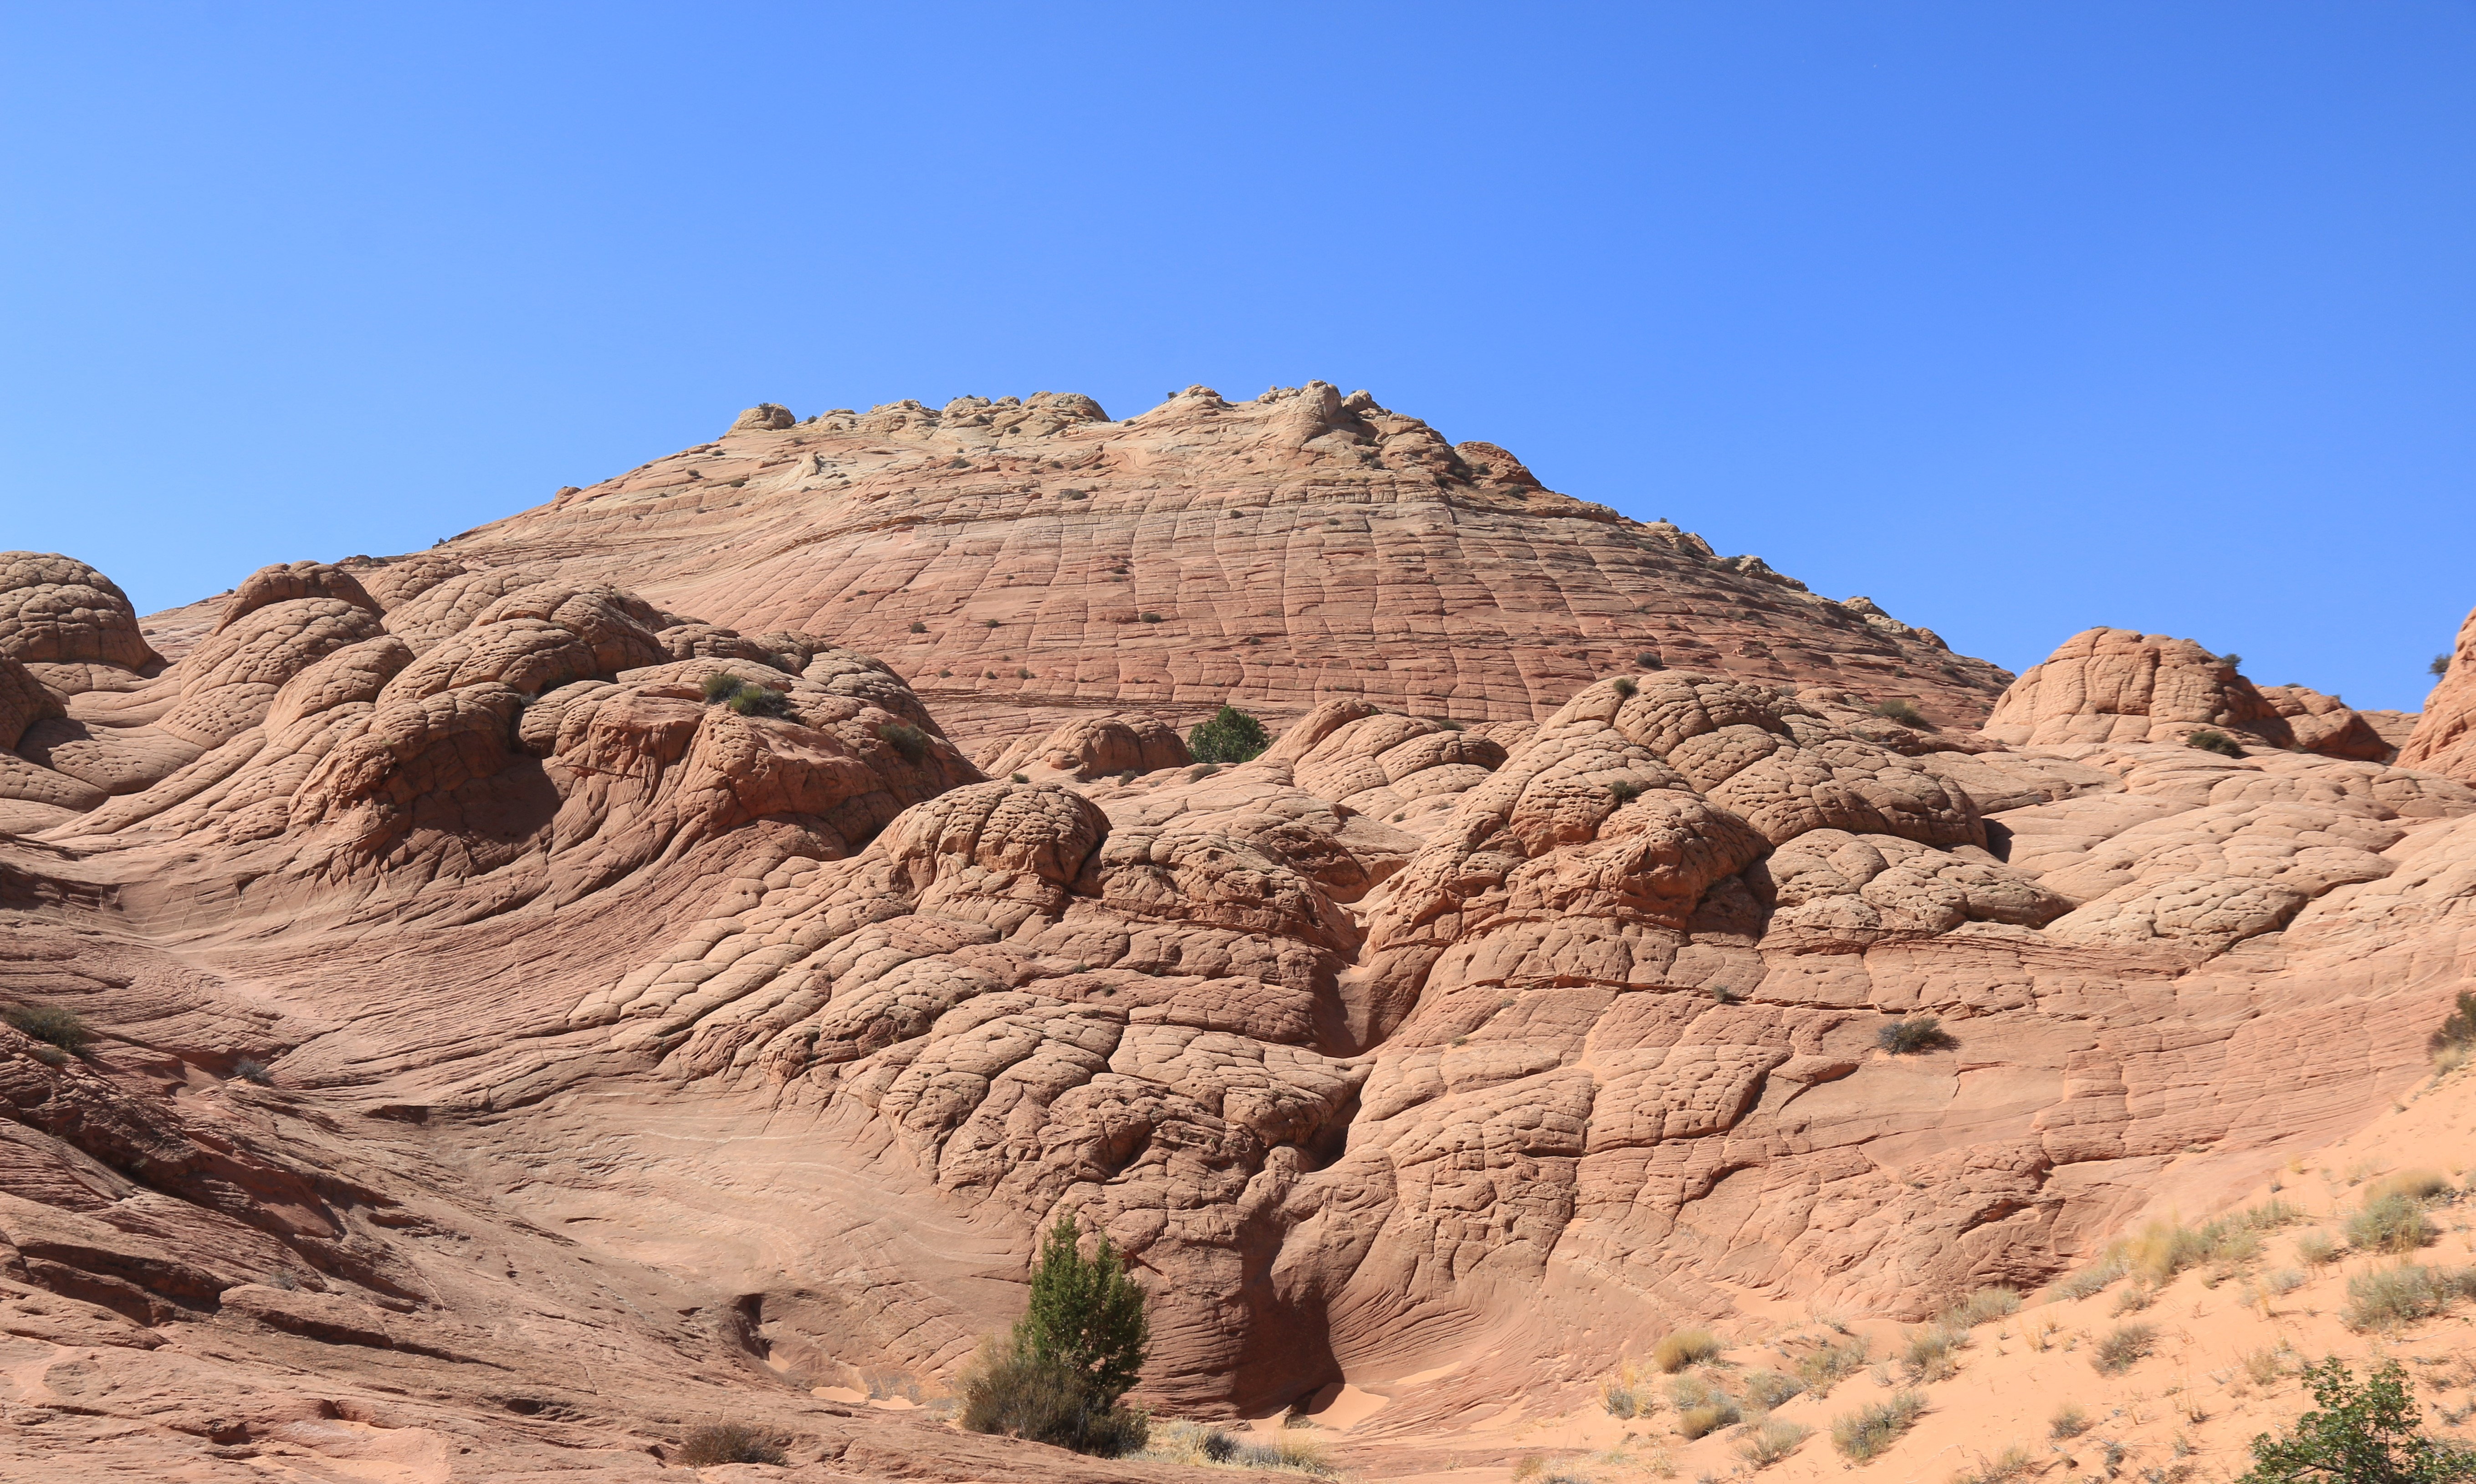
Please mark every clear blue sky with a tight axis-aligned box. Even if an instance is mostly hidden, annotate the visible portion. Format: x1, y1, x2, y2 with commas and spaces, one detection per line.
4, 4, 2470, 711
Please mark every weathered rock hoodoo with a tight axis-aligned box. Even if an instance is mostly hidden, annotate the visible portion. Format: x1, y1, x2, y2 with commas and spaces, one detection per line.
1, 393, 2471, 1480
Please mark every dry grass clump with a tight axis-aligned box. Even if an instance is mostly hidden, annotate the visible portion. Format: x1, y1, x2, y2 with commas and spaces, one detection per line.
2049, 1255, 2128, 1301
2050, 1403, 2092, 1440
876, 721, 932, 762
2092, 1323, 2157, 1375
1952, 1444, 2039, 1484
1938, 1287, 2021, 1329
1831, 1390, 1927, 1462
1740, 1369, 1805, 1413
2348, 1193, 2440, 1254
1794, 1334, 1870, 1396
1734, 1417, 1811, 1469
2112, 1281, 2155, 1315
2239, 1345, 2296, 1386
1601, 1361, 1652, 1419
1877, 1015, 1957, 1054
2340, 1262, 2476, 1332
1652, 1329, 1721, 1372
1901, 1325, 1966, 1382
2364, 1169, 2450, 1204
2295, 1229, 2340, 1266
1667, 1371, 1740, 1438
677, 1423, 787, 1467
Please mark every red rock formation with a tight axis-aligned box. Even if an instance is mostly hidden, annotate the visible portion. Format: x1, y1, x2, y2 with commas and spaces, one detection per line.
1, 413, 2471, 1477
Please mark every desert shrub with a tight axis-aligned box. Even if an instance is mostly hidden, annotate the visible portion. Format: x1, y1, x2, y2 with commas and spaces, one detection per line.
2236, 1357, 2476, 1484
2051, 1255, 2128, 1301
2241, 1346, 2295, 1386
701, 670, 745, 703
1188, 704, 1271, 764
2093, 1323, 2157, 1375
1611, 676, 1637, 697
1939, 1287, 2021, 1329
2262, 1267, 2305, 1296
1668, 1370, 1728, 1411
2342, 1263, 2476, 1332
232, 1057, 272, 1085
4, 1003, 92, 1056
960, 1213, 1150, 1456
1060, 487, 1087, 499
1010, 773, 1029, 784
1832, 1391, 1927, 1463
1795, 1335, 1870, 1394
1735, 1417, 1810, 1469
2186, 729, 2246, 757
2297, 1229, 2340, 1265
1902, 1325, 1964, 1382
1137, 612, 1164, 624
1871, 697, 1927, 726
876, 722, 932, 762
907, 620, 927, 633
2051, 1404, 2092, 1440
2351, 1194, 2440, 1254
1676, 1401, 1740, 1439
725, 684, 792, 718
1602, 1380, 1642, 1418
984, 617, 1002, 628
1608, 779, 1646, 803
2437, 655, 2458, 679
677, 1423, 787, 1466
2113, 1282, 2156, 1315
1877, 1015, 1956, 1054
1635, 650, 1664, 669
1741, 1369, 1805, 1412
1652, 1329, 1721, 1372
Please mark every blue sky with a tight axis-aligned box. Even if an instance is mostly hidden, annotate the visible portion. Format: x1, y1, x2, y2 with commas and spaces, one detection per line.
3, 3, 2470, 710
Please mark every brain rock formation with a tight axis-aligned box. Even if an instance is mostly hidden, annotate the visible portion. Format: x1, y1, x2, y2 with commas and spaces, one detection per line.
1, 398, 2472, 1479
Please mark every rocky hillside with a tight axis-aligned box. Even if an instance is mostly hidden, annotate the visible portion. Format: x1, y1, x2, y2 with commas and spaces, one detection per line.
1, 402, 2474, 1480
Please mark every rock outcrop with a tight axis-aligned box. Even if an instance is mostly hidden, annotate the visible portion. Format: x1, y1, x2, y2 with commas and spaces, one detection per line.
2402, 603, 2476, 783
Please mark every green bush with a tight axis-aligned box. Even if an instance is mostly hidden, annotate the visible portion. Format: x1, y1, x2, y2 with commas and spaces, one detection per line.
908, 620, 927, 633
877, 722, 932, 762
1741, 1369, 1804, 1412
2049, 1256, 2128, 1301
1635, 650, 1664, 669
2436, 654, 2457, 679
1832, 1391, 1927, 1463
725, 685, 792, 718
2187, 729, 2246, 757
2236, 1357, 2476, 1484
1608, 779, 1645, 803
961, 1213, 1151, 1456
1903, 1325, 1964, 1382
2092, 1323, 2157, 1374
1877, 1015, 1955, 1054
1611, 676, 1637, 697
701, 670, 746, 703
4, 1003, 92, 1056
1188, 704, 1270, 764
1872, 698, 1927, 726
677, 1423, 787, 1466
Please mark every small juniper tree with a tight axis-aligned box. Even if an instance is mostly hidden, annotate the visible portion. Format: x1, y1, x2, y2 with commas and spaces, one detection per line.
2238, 1358, 2476, 1484
1017, 1213, 1149, 1407
1188, 704, 1270, 764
